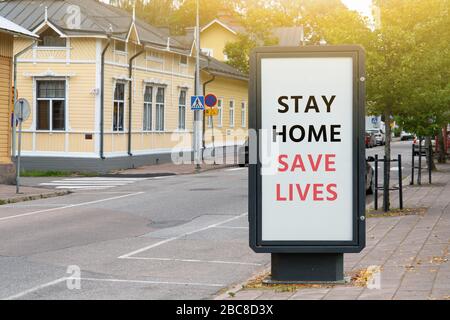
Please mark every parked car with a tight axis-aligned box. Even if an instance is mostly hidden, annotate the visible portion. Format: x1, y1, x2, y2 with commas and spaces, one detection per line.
367, 128, 385, 146
365, 132, 376, 148
400, 131, 414, 141
413, 138, 436, 156
366, 157, 375, 194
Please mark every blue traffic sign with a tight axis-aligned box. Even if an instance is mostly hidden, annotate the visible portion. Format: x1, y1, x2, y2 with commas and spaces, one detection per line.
191, 96, 205, 110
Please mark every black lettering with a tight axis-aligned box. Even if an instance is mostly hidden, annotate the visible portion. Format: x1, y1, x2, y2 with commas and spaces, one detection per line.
291, 96, 303, 113
289, 125, 305, 142
278, 96, 289, 113
305, 96, 320, 113
330, 125, 342, 142
308, 125, 328, 142
273, 125, 287, 142
322, 95, 336, 112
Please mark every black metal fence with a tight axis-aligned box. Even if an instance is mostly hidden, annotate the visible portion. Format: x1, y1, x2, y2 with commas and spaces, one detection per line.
410, 140, 433, 185
369, 154, 403, 212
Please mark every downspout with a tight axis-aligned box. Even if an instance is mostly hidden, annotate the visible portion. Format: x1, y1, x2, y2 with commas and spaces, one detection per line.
12, 40, 38, 157
100, 39, 111, 160
202, 69, 216, 160
127, 47, 145, 156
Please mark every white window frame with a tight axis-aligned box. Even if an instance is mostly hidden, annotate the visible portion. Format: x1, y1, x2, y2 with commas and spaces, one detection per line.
155, 87, 165, 132
113, 82, 126, 132
114, 40, 127, 55
241, 101, 246, 128
179, 55, 188, 66
146, 50, 163, 63
143, 85, 153, 131
229, 99, 235, 128
36, 79, 66, 131
217, 98, 223, 128
178, 89, 187, 130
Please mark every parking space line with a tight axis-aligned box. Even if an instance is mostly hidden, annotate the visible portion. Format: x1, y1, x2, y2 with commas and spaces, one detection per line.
213, 226, 249, 230
0, 192, 145, 222
118, 213, 248, 259
4, 276, 224, 300
3, 277, 68, 300
124, 256, 262, 266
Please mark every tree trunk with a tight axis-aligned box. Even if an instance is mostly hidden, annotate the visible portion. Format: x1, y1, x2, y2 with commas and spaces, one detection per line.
425, 136, 437, 171
383, 110, 391, 212
438, 128, 446, 164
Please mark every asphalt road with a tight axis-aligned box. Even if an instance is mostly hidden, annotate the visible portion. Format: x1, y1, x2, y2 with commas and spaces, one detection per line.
0, 141, 415, 300
0, 167, 264, 300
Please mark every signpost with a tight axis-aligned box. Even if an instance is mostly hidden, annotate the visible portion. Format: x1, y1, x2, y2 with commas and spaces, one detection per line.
14, 98, 30, 194
249, 46, 366, 283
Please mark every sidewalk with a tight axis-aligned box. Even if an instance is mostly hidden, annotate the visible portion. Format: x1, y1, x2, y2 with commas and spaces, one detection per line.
109, 156, 239, 176
0, 184, 70, 205
217, 163, 450, 300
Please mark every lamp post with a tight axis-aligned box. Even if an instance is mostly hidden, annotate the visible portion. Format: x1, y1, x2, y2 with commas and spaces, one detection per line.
193, 0, 202, 170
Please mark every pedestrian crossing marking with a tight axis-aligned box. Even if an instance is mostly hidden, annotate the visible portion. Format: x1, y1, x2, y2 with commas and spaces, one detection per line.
39, 177, 147, 190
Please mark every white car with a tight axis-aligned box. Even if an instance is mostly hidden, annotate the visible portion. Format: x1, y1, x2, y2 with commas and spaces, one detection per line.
367, 128, 385, 145
400, 131, 414, 141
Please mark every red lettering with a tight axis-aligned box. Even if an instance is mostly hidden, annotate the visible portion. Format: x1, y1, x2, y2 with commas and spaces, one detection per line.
291, 154, 305, 171
325, 154, 336, 172
276, 184, 286, 201
313, 184, 324, 201
295, 184, 310, 200
326, 184, 338, 201
308, 154, 322, 172
278, 154, 289, 172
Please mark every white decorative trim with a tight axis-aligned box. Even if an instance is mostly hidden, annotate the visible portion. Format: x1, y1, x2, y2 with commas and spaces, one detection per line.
143, 78, 169, 86
24, 70, 76, 77
105, 61, 194, 79
32, 20, 66, 38
18, 58, 96, 64
201, 19, 237, 34
113, 75, 132, 82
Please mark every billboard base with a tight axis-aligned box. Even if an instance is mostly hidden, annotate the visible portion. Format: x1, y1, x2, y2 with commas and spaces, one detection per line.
268, 253, 344, 283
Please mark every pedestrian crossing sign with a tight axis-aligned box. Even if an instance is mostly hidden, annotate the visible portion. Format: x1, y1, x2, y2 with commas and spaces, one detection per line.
191, 95, 205, 110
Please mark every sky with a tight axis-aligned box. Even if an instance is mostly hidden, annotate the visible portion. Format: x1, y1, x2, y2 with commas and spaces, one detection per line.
341, 0, 374, 18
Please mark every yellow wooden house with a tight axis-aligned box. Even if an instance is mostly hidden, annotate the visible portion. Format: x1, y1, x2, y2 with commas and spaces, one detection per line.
0, 15, 37, 183
0, 0, 248, 172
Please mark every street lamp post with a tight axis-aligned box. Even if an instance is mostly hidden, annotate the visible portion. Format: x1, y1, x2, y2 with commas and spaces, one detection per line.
193, 0, 202, 170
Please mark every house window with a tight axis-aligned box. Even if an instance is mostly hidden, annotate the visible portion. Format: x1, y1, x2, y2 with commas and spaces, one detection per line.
146, 50, 163, 62
180, 55, 188, 65
113, 83, 125, 131
38, 28, 66, 47
217, 98, 223, 127
114, 40, 126, 53
178, 89, 186, 130
143, 86, 152, 131
155, 87, 165, 131
241, 102, 246, 128
229, 100, 235, 128
36, 80, 66, 131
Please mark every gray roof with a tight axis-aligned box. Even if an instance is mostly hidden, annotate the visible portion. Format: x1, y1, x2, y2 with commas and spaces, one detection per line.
201, 56, 248, 81
0, 15, 38, 38
272, 27, 304, 46
0, 0, 186, 52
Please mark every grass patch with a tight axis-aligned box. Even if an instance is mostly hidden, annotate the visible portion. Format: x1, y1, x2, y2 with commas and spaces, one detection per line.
366, 207, 427, 218
20, 170, 97, 177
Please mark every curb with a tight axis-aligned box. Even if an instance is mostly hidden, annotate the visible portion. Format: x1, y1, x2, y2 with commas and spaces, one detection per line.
0, 190, 71, 206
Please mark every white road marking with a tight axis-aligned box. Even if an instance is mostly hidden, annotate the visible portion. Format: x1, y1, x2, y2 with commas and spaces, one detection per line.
3, 276, 224, 299
3, 277, 68, 300
118, 213, 248, 259
0, 192, 145, 222
124, 256, 262, 266
39, 177, 147, 190
213, 226, 249, 230
226, 167, 245, 172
